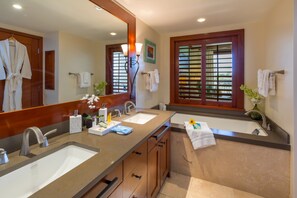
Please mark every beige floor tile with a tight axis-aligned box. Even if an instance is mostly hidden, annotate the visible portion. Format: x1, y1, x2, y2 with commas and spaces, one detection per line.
233, 189, 263, 198
159, 172, 191, 198
159, 172, 263, 198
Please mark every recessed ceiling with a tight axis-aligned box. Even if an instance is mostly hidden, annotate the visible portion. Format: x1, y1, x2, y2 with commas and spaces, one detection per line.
116, 0, 281, 33
0, 0, 127, 41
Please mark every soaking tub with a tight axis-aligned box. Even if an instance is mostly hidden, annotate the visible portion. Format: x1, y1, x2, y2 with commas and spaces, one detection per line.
171, 113, 267, 136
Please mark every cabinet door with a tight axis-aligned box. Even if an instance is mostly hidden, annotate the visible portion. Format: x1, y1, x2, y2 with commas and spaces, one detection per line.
160, 131, 170, 185
147, 145, 160, 198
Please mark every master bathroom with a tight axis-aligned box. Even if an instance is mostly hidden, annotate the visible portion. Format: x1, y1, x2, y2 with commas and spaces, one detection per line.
0, 0, 296, 198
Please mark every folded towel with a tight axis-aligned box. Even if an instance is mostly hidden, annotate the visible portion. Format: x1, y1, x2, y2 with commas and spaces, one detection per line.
258, 69, 271, 97
78, 72, 91, 88
147, 71, 158, 92
154, 69, 159, 84
269, 73, 276, 96
184, 121, 216, 150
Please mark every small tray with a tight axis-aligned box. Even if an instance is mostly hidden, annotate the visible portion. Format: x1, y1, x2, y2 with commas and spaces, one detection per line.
88, 121, 121, 136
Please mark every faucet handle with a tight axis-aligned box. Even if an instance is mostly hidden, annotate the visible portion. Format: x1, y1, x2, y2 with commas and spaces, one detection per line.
0, 148, 9, 164
113, 109, 122, 117
40, 129, 57, 148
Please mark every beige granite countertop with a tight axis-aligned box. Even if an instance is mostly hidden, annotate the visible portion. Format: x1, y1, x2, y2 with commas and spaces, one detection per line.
1, 109, 175, 198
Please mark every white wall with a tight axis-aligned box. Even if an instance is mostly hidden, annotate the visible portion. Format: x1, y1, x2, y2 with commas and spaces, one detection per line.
58, 32, 104, 103
262, 0, 294, 135
136, 18, 161, 108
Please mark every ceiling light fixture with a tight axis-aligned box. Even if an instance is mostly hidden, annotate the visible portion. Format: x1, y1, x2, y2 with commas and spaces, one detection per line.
95, 6, 102, 11
12, 4, 22, 10
197, 18, 206, 23
110, 32, 117, 36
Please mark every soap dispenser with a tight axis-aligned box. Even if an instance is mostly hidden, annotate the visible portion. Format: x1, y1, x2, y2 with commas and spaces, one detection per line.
69, 110, 82, 133
99, 103, 107, 123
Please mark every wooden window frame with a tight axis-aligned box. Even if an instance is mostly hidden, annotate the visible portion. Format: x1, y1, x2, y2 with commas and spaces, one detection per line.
170, 29, 244, 110
106, 44, 128, 95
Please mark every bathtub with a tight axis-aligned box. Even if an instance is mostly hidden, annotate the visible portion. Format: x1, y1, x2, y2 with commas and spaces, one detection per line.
171, 113, 268, 136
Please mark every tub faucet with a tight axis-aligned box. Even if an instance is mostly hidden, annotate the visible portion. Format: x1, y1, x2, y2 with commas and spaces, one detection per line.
124, 101, 136, 114
245, 110, 267, 129
0, 148, 9, 164
19, 127, 45, 156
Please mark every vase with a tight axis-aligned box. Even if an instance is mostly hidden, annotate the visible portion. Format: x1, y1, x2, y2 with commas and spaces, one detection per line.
249, 98, 262, 120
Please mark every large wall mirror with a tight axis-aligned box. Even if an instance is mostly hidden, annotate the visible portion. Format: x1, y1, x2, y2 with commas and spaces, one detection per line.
0, 0, 131, 113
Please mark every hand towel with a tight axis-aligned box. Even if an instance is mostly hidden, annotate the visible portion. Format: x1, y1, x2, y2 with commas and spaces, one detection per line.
78, 72, 91, 88
154, 69, 159, 84
148, 71, 158, 92
184, 121, 216, 150
269, 73, 276, 96
258, 69, 271, 97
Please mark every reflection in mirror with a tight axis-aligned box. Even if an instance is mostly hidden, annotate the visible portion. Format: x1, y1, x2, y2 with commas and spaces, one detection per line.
0, 0, 127, 113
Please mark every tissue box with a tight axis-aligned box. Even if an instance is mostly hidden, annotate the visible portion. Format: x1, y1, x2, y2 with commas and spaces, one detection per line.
69, 115, 82, 133
88, 121, 121, 136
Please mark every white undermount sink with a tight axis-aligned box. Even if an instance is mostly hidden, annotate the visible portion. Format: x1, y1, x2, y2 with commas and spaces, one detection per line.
123, 112, 157, 124
0, 143, 98, 198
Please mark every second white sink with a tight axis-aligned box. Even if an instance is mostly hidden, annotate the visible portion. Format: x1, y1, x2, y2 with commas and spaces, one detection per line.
123, 112, 157, 124
0, 143, 98, 198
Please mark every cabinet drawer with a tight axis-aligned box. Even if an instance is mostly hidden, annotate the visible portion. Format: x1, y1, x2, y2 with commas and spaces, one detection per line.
124, 142, 147, 179
148, 126, 169, 152
123, 163, 147, 198
83, 162, 123, 198
130, 173, 147, 198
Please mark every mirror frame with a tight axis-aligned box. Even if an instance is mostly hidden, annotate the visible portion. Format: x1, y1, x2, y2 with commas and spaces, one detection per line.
0, 0, 136, 139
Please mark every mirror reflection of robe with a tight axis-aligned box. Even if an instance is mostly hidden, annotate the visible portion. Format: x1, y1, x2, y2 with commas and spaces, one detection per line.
0, 39, 32, 112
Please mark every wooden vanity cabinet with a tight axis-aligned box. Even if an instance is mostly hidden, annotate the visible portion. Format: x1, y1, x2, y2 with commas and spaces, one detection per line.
147, 125, 171, 198
82, 162, 123, 198
123, 142, 148, 198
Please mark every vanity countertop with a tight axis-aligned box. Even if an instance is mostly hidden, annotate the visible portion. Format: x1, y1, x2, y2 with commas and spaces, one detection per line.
1, 109, 175, 198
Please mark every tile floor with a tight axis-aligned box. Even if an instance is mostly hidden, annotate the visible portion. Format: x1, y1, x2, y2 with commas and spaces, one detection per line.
158, 172, 264, 198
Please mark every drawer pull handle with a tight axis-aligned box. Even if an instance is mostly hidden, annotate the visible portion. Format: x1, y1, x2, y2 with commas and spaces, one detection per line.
153, 126, 170, 140
96, 177, 118, 198
133, 151, 142, 155
158, 144, 163, 148
132, 173, 142, 179
160, 141, 166, 145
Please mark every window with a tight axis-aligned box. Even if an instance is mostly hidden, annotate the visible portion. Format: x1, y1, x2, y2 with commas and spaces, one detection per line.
106, 44, 128, 94
170, 29, 244, 109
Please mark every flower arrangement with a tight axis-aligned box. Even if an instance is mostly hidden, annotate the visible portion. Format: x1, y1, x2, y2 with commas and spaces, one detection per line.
81, 94, 99, 109
189, 119, 201, 129
240, 84, 263, 102
94, 81, 108, 96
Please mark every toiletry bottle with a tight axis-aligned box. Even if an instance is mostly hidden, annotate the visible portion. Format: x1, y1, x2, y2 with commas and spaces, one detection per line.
99, 103, 107, 123
69, 110, 82, 133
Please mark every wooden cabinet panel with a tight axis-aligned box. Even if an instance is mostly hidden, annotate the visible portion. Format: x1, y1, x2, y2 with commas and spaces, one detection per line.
109, 183, 123, 198
160, 131, 170, 185
83, 162, 123, 198
147, 127, 171, 198
130, 174, 147, 198
147, 145, 160, 198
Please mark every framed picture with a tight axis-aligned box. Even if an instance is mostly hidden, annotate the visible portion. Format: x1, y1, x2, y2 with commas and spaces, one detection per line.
144, 39, 156, 64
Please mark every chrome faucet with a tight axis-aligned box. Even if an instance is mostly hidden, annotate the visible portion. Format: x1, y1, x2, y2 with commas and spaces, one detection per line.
19, 127, 45, 156
0, 148, 9, 164
40, 129, 57, 148
113, 109, 122, 117
124, 101, 136, 114
245, 110, 267, 129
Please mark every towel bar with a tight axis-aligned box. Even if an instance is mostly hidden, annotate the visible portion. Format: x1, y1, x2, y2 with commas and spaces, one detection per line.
69, 72, 94, 76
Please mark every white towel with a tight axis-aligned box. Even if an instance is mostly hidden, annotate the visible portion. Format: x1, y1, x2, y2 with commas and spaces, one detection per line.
154, 69, 159, 84
269, 73, 276, 96
258, 69, 275, 97
184, 121, 216, 150
146, 71, 158, 92
78, 72, 91, 88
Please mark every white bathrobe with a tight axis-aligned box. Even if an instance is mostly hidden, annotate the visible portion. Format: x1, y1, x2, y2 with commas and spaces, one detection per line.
0, 39, 32, 112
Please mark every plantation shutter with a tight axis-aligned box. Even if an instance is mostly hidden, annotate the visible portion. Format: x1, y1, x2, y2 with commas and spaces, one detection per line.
205, 42, 233, 102
112, 51, 128, 93
178, 44, 202, 101
171, 30, 244, 109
